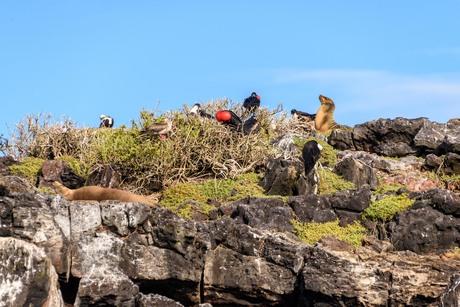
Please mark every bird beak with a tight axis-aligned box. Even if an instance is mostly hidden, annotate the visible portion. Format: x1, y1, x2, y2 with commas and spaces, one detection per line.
317, 144, 323, 151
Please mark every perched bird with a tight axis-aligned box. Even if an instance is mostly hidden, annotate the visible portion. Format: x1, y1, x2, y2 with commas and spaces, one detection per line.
216, 110, 242, 129
291, 109, 316, 121
141, 118, 173, 139
99, 115, 114, 128
314, 95, 338, 133
189, 103, 201, 116
243, 116, 259, 135
302, 140, 323, 175
243, 92, 261, 114
190, 103, 213, 118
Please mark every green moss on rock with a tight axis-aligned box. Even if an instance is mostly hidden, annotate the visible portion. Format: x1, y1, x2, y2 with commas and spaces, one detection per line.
291, 219, 367, 247
318, 168, 355, 195
160, 172, 267, 218
363, 194, 414, 222
9, 157, 44, 185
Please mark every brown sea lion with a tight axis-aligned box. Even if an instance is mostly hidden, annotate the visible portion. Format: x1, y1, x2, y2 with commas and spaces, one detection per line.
314, 95, 339, 133
53, 181, 157, 208
440, 252, 460, 260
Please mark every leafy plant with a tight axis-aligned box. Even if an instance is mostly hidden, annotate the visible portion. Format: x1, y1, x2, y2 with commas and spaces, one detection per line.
318, 168, 355, 194
428, 171, 460, 191
160, 172, 267, 216
5, 101, 291, 193
59, 155, 91, 180
291, 219, 368, 247
9, 157, 44, 186
373, 182, 404, 195
363, 194, 414, 222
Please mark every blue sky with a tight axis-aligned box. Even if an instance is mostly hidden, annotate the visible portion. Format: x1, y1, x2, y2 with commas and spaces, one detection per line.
1, 1, 459, 139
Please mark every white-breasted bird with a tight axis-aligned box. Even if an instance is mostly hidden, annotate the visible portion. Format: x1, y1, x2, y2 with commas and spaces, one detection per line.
99, 114, 114, 128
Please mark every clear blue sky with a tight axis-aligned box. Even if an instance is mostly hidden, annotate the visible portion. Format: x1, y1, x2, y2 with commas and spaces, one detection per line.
1, 1, 459, 138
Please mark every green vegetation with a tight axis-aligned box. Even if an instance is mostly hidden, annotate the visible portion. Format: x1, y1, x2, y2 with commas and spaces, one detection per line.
59, 155, 91, 180
363, 194, 414, 222
9, 157, 44, 185
373, 181, 404, 195
427, 170, 460, 190
160, 172, 267, 217
293, 136, 354, 194
4, 103, 286, 193
291, 219, 368, 247
318, 168, 355, 195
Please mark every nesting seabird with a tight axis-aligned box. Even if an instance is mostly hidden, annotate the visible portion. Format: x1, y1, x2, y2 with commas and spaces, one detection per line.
99, 114, 114, 128
216, 110, 242, 129
141, 118, 173, 139
243, 92, 261, 114
189, 103, 201, 116
302, 140, 323, 175
190, 103, 213, 119
291, 109, 316, 121
243, 116, 259, 135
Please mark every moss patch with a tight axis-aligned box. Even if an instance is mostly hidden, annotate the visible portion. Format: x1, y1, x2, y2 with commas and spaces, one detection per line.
59, 155, 90, 180
160, 172, 267, 218
9, 157, 44, 185
292, 219, 367, 247
318, 168, 355, 195
363, 194, 414, 222
374, 181, 404, 195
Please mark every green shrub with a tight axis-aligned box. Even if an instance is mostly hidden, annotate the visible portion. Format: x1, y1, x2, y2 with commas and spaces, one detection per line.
363, 194, 414, 222
5, 101, 290, 192
59, 155, 91, 180
431, 172, 460, 190
291, 219, 367, 247
160, 172, 267, 216
9, 157, 44, 185
318, 168, 355, 194
373, 181, 404, 195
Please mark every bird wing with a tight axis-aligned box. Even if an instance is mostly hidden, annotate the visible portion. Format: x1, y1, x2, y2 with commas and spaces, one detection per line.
143, 123, 168, 134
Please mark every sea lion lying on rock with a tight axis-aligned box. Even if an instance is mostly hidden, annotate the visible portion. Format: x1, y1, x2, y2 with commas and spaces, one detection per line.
53, 181, 157, 208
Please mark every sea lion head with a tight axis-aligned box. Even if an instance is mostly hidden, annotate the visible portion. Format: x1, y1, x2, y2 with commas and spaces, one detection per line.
53, 181, 72, 199
319, 95, 335, 106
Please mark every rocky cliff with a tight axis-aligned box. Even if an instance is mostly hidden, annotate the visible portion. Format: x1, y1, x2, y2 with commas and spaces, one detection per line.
1, 117, 459, 306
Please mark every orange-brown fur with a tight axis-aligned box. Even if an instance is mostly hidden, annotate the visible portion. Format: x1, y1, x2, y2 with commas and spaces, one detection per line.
314, 95, 338, 133
53, 181, 157, 208
440, 252, 460, 260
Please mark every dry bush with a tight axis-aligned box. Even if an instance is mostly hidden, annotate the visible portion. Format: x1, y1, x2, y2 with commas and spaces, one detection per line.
4, 100, 295, 193
6, 113, 94, 160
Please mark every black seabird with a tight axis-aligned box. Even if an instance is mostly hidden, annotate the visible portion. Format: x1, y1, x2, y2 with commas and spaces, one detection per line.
302, 140, 323, 175
243, 92, 261, 114
99, 115, 114, 128
291, 109, 316, 121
